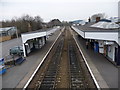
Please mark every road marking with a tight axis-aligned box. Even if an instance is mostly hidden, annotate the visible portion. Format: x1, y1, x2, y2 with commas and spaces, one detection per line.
23, 27, 65, 89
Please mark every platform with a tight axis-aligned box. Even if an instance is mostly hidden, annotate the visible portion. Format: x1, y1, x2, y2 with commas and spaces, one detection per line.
2, 30, 61, 88
73, 31, 118, 88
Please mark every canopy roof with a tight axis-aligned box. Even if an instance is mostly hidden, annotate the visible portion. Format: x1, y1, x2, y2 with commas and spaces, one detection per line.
91, 22, 120, 29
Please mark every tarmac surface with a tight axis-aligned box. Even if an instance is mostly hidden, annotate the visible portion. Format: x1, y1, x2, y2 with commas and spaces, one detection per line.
73, 31, 118, 88
2, 30, 61, 88
1, 38, 22, 58
2, 27, 119, 89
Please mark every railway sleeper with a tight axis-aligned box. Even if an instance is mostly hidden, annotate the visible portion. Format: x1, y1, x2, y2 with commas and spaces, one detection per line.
40, 84, 54, 89
41, 81, 55, 84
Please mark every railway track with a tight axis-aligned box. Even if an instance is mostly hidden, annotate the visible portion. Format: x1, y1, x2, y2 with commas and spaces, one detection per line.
38, 39, 64, 89
27, 27, 97, 89
68, 41, 88, 89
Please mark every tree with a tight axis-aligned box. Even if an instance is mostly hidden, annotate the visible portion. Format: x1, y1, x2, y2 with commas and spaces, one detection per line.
33, 16, 43, 30
34, 16, 43, 22
47, 19, 62, 28
2, 14, 44, 33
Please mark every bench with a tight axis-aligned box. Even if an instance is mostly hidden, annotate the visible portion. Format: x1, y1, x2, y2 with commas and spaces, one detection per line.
15, 57, 25, 65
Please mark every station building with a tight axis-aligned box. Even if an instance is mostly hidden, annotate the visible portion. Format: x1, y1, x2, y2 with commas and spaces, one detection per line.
0, 27, 17, 42
21, 26, 61, 57
0, 27, 17, 36
72, 22, 120, 66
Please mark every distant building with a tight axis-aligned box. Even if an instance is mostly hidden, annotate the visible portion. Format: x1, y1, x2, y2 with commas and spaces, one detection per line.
0, 27, 17, 36
0, 27, 17, 42
109, 17, 120, 23
90, 13, 105, 22
47, 19, 62, 27
70, 20, 86, 25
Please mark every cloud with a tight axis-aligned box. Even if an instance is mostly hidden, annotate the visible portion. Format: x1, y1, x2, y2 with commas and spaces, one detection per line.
1, 0, 119, 3
0, 0, 119, 21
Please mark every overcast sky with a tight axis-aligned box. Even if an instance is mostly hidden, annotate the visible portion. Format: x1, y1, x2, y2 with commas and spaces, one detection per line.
0, 0, 119, 22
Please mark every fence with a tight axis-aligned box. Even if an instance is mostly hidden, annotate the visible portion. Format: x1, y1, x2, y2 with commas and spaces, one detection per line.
0, 36, 11, 42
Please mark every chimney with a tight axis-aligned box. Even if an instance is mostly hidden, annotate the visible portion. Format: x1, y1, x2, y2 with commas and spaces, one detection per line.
96, 17, 101, 23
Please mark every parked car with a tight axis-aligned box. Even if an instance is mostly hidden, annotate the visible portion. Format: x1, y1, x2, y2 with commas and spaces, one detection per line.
9, 46, 23, 56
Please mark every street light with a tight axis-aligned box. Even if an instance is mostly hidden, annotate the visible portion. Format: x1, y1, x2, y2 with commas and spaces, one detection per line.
15, 27, 18, 38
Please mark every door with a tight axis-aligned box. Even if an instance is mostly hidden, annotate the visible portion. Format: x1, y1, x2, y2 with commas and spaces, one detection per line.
114, 47, 118, 63
117, 46, 120, 65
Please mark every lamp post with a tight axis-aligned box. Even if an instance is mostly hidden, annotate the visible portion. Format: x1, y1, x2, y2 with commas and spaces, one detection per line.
15, 27, 19, 45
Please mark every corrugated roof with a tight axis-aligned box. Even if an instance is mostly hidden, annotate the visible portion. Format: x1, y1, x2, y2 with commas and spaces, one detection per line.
75, 22, 119, 32
0, 27, 16, 32
91, 22, 119, 29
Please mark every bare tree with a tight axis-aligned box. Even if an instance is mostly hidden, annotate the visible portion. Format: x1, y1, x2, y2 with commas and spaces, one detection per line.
2, 14, 44, 34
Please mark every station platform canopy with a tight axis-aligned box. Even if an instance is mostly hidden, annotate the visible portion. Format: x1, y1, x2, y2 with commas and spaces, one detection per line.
21, 26, 61, 44
72, 23, 120, 46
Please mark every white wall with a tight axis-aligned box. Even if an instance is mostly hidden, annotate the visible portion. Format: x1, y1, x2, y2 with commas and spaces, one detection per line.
107, 43, 118, 61
98, 40, 104, 53
22, 32, 46, 44
39, 39, 42, 48
22, 27, 61, 44
42, 37, 45, 46
85, 32, 119, 44
98, 40, 118, 62
107, 45, 114, 61
72, 26, 119, 46
29, 42, 33, 49
26, 45, 31, 54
